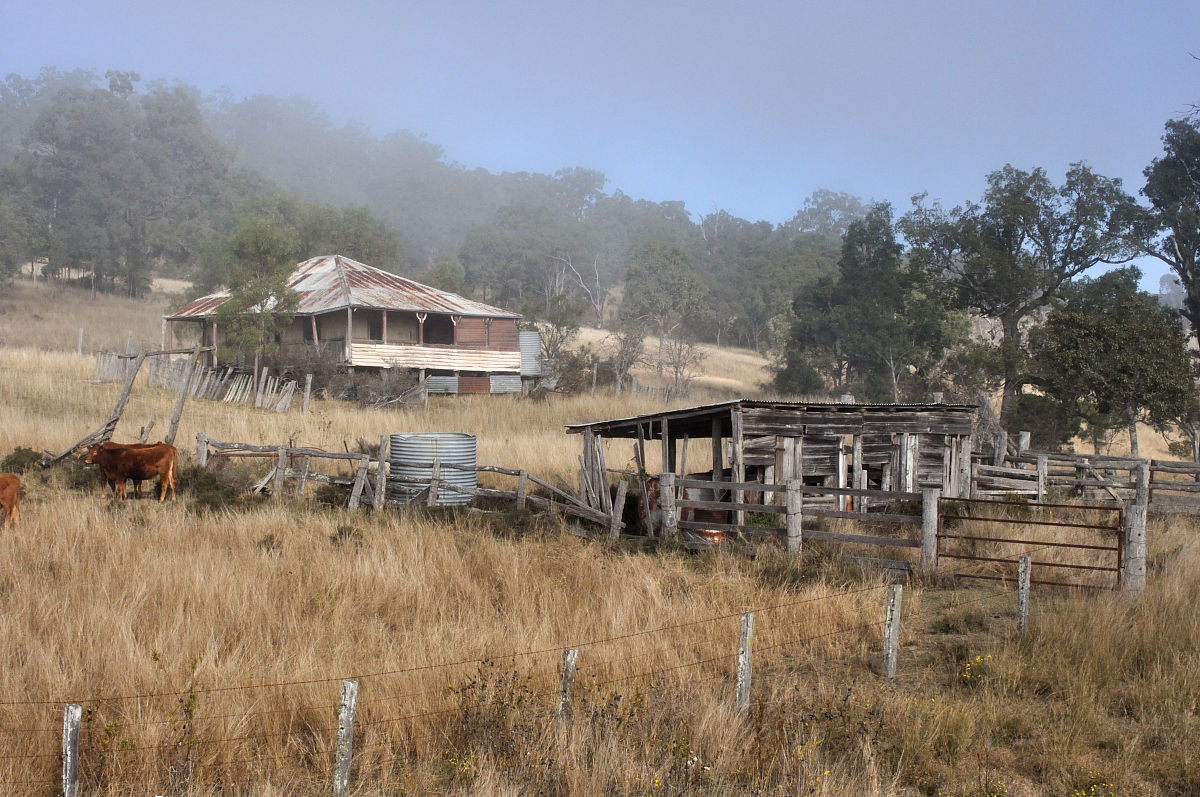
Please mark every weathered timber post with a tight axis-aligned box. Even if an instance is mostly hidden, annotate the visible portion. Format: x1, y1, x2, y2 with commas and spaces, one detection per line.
426, 460, 441, 507
1017, 431, 1031, 454
195, 432, 208, 466
660, 472, 678, 538
1123, 462, 1149, 592
516, 470, 529, 511
882, 585, 903, 678
609, 480, 628, 539
302, 374, 313, 413
557, 648, 579, 739
931, 391, 943, 404
992, 431, 1007, 467
920, 488, 940, 574
1017, 555, 1031, 639
1076, 457, 1090, 499
736, 612, 754, 714
333, 679, 358, 797
76, 327, 84, 357
62, 703, 81, 797
852, 435, 865, 511
373, 435, 388, 511
166, 343, 203, 446
785, 479, 802, 555
1036, 455, 1048, 503
349, 455, 370, 511
297, 456, 311, 496
273, 447, 287, 497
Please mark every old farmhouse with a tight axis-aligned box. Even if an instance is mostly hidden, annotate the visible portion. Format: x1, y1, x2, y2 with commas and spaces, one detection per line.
165, 255, 540, 393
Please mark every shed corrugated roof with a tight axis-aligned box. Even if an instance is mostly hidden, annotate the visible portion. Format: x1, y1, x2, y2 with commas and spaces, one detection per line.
166, 255, 520, 320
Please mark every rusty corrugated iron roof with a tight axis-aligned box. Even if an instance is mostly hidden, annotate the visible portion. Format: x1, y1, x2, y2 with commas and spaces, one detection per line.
166, 255, 520, 320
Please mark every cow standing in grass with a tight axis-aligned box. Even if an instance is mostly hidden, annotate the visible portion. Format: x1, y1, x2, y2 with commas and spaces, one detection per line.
85, 442, 177, 501
0, 474, 19, 527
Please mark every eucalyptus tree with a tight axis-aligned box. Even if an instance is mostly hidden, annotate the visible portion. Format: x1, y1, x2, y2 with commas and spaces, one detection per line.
1027, 268, 1196, 458
899, 163, 1138, 423
1137, 119, 1200, 343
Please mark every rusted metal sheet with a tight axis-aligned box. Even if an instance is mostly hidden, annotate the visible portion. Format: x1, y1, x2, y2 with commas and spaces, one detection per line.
349, 343, 520, 371
457, 375, 491, 394
166, 255, 519, 321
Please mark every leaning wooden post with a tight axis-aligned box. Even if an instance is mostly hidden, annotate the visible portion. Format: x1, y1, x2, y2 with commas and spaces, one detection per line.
515, 470, 529, 511
332, 679, 358, 797
882, 585, 903, 679
609, 479, 628, 539
348, 455, 369, 511
557, 648, 579, 739
195, 432, 209, 467
1123, 462, 1149, 592
273, 447, 287, 497
660, 472, 678, 538
166, 343, 203, 445
1017, 555, 1031, 639
62, 702, 81, 797
785, 479, 802, 555
373, 435, 389, 511
920, 488, 940, 575
736, 612, 754, 714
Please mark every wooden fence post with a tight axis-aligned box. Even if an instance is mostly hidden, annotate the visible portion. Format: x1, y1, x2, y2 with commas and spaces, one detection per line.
992, 431, 1007, 466
426, 460, 441, 507
273, 447, 287, 497
333, 679, 358, 797
196, 432, 208, 467
77, 327, 84, 357
609, 480, 628, 539
348, 456, 370, 511
302, 374, 313, 413
1017, 555, 1031, 639
660, 472, 677, 538
166, 343, 203, 446
736, 612, 754, 714
1036, 455, 1048, 502
62, 702, 81, 797
1123, 462, 1149, 592
882, 585, 903, 678
920, 488, 940, 574
557, 648, 579, 738
1017, 431, 1031, 454
373, 435, 388, 511
516, 470, 529, 511
785, 479, 802, 555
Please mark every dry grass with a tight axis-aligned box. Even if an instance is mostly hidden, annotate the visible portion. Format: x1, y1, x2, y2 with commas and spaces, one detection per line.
0, 280, 1198, 796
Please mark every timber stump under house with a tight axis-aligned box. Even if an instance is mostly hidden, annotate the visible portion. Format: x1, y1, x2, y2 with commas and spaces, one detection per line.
567, 399, 978, 528
164, 254, 541, 394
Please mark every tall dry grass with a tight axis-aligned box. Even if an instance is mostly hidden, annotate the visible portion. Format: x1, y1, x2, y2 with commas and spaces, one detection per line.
0, 280, 1198, 795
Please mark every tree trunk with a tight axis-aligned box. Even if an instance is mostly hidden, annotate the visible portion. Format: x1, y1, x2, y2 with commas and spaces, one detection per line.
1127, 405, 1139, 460
997, 316, 1024, 427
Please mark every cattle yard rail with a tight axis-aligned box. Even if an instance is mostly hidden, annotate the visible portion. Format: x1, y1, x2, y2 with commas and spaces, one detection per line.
937, 496, 1125, 590
194, 433, 626, 535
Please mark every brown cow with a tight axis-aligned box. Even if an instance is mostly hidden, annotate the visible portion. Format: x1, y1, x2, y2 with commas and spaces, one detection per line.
0, 473, 19, 527
85, 442, 177, 501
89, 441, 168, 498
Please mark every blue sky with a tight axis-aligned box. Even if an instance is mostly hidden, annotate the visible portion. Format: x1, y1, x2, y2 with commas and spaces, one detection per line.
2, 0, 1196, 287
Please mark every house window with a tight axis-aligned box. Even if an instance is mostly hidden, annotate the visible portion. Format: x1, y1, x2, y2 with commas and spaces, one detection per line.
368, 315, 383, 342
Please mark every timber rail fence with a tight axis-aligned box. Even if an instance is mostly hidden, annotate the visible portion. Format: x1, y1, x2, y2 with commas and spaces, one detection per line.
96, 352, 305, 413
0, 551, 1058, 795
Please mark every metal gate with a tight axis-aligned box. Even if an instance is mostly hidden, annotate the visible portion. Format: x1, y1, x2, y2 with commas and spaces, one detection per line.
937, 497, 1124, 590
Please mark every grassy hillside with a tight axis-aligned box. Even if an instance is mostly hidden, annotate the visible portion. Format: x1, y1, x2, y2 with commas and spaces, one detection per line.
1, 280, 1198, 796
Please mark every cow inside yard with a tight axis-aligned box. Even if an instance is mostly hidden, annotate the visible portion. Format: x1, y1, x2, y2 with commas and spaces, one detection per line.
85, 442, 177, 501
0, 473, 19, 527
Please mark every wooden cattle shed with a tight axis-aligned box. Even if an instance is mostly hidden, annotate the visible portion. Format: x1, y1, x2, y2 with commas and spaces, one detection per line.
566, 400, 978, 516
